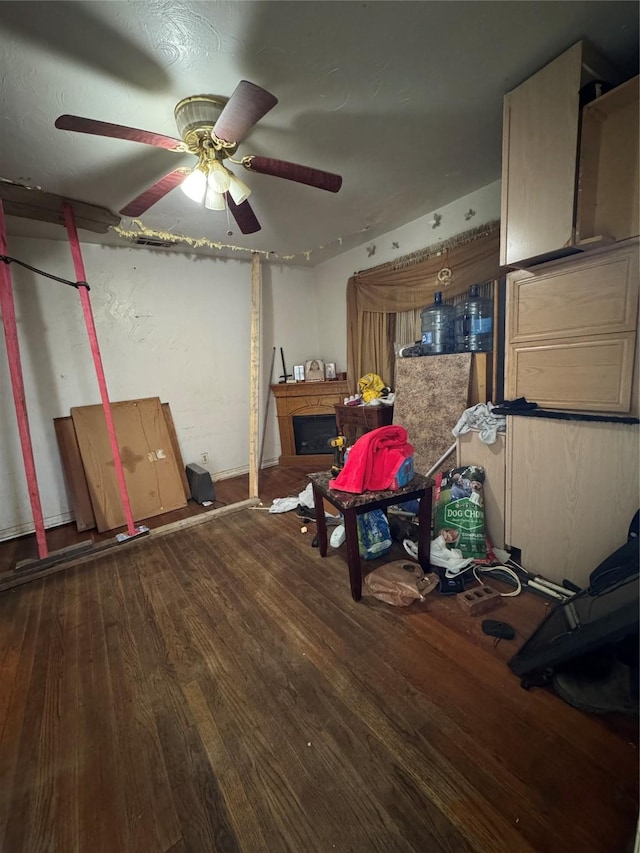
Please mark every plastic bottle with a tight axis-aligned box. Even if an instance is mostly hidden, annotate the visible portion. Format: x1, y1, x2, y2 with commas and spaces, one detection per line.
455, 284, 493, 352
420, 291, 456, 354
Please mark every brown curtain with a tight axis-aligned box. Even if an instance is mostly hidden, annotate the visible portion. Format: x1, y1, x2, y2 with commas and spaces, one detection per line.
346, 222, 501, 389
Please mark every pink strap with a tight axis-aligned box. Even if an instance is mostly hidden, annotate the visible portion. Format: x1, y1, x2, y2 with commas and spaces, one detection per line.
0, 201, 48, 558
62, 204, 136, 536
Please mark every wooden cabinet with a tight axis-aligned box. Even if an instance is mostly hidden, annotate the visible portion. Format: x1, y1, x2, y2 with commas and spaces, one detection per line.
505, 415, 639, 587
498, 44, 640, 585
271, 381, 349, 466
334, 403, 394, 445
456, 416, 640, 587
505, 240, 639, 413
500, 41, 624, 268
576, 75, 639, 246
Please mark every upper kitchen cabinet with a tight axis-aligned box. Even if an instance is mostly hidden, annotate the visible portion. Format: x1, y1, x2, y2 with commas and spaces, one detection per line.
576, 75, 639, 247
500, 41, 626, 268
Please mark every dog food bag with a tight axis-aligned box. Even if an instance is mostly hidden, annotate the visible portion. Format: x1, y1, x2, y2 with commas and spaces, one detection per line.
434, 465, 487, 560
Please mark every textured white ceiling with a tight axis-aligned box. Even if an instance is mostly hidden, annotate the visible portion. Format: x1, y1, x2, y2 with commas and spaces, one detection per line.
0, 1, 637, 265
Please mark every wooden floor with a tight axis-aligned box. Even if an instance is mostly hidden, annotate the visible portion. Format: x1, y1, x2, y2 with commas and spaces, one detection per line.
0, 466, 637, 852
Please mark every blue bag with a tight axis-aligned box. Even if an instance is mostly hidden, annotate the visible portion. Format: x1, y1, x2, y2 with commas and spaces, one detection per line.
357, 509, 392, 560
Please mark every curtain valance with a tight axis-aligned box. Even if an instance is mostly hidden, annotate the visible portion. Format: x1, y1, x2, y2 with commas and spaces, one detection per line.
346, 221, 501, 388
348, 221, 501, 314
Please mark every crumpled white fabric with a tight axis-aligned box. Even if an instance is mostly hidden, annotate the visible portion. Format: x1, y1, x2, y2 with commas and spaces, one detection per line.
268, 497, 300, 513
430, 535, 475, 577
403, 535, 475, 578
452, 402, 506, 445
268, 482, 315, 514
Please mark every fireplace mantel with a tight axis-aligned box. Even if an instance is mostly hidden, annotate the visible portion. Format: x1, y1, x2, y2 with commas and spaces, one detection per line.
271, 380, 349, 466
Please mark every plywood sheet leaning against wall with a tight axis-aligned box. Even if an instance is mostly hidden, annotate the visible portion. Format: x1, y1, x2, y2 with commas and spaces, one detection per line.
393, 353, 472, 474
55, 403, 190, 532
158, 403, 191, 501
71, 397, 187, 532
53, 417, 96, 532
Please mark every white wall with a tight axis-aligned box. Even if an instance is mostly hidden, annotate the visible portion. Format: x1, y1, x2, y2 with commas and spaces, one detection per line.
312, 180, 501, 375
1, 181, 499, 539
0, 238, 317, 539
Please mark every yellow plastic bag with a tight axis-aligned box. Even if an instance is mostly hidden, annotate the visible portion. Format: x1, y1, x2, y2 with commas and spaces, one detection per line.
358, 373, 386, 402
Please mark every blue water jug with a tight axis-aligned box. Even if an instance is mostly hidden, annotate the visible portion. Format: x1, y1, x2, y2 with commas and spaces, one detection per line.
420, 291, 456, 354
455, 284, 493, 352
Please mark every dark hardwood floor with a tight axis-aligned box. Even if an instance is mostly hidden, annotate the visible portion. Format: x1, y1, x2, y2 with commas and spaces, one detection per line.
0, 465, 637, 852
0, 462, 308, 576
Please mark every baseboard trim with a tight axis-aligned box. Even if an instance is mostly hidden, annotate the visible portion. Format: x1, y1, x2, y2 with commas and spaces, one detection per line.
214, 458, 279, 481
0, 511, 74, 544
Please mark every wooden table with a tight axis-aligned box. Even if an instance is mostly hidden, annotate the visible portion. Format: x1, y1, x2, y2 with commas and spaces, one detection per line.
334, 403, 394, 445
308, 471, 433, 601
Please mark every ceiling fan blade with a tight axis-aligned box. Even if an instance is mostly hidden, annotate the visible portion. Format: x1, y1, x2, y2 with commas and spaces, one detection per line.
226, 195, 261, 234
55, 115, 184, 151
119, 169, 189, 216
243, 157, 342, 193
212, 81, 278, 144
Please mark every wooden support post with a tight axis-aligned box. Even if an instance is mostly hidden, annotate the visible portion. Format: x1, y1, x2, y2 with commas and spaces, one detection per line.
249, 253, 261, 499
0, 200, 48, 558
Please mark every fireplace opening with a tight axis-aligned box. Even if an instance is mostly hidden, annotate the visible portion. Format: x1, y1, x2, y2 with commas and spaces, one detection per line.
293, 414, 337, 455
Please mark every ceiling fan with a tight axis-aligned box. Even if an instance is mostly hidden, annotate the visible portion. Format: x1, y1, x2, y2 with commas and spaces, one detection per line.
54, 80, 342, 235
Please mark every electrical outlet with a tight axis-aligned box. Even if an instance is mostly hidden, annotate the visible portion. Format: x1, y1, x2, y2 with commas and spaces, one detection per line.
201, 452, 209, 464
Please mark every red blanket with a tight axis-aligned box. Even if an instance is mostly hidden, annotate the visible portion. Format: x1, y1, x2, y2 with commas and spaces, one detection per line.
330, 425, 414, 493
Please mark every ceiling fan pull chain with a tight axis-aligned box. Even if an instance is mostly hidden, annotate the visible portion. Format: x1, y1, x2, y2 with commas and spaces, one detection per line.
225, 199, 233, 236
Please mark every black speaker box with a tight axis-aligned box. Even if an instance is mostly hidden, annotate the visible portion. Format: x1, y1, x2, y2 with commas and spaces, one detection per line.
185, 463, 216, 504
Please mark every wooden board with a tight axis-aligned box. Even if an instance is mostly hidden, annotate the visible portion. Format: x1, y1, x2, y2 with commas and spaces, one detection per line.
0, 180, 119, 233
159, 403, 190, 500
505, 416, 640, 586
53, 417, 96, 532
393, 353, 472, 474
71, 397, 187, 532
54, 402, 189, 532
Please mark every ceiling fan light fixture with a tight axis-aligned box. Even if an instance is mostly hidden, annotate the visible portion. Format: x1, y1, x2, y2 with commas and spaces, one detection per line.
180, 167, 207, 203
227, 171, 251, 205
205, 182, 226, 211
207, 160, 231, 193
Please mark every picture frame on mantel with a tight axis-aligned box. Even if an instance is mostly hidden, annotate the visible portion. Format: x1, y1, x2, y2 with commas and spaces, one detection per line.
325, 362, 337, 380
293, 364, 305, 382
304, 359, 325, 382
